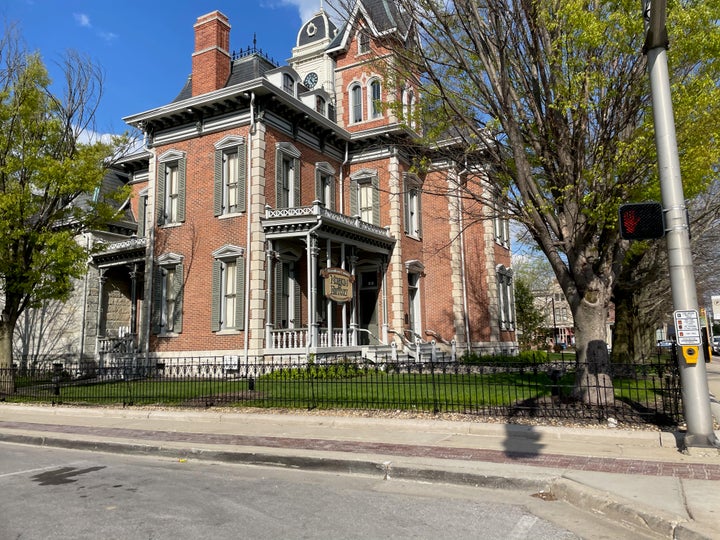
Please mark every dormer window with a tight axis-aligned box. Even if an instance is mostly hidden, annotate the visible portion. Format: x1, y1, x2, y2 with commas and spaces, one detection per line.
283, 73, 295, 95
358, 29, 370, 55
316, 95, 326, 115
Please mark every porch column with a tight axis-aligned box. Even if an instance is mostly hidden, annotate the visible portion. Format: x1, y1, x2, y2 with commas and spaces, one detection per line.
341, 243, 347, 346
129, 263, 138, 337
349, 254, 358, 346
95, 268, 107, 367
309, 234, 320, 348
265, 244, 276, 349
325, 238, 332, 347
381, 259, 389, 344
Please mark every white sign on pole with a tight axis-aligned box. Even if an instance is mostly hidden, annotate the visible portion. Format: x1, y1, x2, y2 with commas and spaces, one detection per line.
673, 310, 701, 346
712, 295, 720, 321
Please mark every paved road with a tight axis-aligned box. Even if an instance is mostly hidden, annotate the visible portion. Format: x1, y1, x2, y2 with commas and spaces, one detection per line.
0, 443, 662, 540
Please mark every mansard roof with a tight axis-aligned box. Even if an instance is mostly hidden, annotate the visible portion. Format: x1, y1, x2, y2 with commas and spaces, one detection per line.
297, 9, 338, 48
327, 0, 411, 52
171, 51, 279, 104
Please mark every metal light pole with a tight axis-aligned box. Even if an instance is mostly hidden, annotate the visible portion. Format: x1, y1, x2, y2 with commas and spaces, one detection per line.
642, 0, 718, 448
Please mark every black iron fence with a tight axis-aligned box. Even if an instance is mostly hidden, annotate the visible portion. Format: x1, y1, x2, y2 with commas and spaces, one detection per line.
1, 352, 682, 427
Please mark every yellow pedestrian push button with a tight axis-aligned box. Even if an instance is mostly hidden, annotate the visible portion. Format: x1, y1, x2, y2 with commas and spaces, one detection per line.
681, 346, 699, 364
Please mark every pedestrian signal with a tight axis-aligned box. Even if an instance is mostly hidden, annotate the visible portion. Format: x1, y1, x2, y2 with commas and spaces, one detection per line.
618, 202, 665, 240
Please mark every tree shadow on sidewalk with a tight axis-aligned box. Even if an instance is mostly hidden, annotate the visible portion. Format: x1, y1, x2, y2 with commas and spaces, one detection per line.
502, 423, 544, 459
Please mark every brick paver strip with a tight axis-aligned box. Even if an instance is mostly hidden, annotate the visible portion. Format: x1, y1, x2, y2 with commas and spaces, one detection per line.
2, 420, 719, 481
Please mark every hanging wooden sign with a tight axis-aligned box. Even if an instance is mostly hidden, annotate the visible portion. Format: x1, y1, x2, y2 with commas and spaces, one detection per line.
320, 267, 355, 303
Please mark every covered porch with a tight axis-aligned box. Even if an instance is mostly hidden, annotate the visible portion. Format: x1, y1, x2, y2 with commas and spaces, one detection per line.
261, 201, 396, 355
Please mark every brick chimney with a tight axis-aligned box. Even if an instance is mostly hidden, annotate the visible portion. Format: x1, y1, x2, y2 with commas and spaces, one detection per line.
191, 11, 231, 96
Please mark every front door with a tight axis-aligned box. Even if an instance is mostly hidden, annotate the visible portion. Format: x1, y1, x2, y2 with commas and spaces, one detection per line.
358, 270, 379, 345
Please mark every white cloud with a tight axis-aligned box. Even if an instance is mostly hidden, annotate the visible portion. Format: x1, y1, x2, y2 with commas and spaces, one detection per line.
73, 13, 91, 28
269, 0, 330, 24
98, 31, 118, 43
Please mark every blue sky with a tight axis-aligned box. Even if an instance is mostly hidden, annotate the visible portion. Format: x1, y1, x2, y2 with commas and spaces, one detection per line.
0, 1, 337, 136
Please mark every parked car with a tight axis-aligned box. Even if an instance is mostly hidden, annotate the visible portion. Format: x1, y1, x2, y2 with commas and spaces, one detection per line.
712, 336, 720, 355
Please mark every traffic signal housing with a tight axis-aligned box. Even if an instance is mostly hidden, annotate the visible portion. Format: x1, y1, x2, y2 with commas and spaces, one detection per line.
619, 202, 665, 240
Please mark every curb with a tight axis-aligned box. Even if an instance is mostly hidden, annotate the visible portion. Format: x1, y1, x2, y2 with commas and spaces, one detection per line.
3, 429, 712, 539
0, 430, 549, 491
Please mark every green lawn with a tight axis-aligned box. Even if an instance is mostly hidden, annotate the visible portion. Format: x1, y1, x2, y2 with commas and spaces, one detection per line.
7, 369, 673, 417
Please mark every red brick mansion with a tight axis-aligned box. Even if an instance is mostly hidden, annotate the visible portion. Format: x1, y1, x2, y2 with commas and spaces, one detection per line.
87, 0, 516, 367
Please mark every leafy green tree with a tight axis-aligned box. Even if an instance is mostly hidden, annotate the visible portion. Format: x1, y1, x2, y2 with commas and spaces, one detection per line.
0, 29, 125, 393
514, 278, 545, 349
347, 0, 719, 403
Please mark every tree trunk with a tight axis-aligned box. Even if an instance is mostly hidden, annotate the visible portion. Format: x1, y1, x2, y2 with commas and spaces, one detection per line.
611, 291, 634, 363
0, 319, 15, 395
573, 294, 614, 406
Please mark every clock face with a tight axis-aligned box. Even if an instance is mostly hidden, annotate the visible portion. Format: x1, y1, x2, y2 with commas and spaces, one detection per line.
304, 72, 318, 89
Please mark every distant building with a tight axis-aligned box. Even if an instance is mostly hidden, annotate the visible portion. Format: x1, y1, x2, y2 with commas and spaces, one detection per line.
24, 2, 516, 368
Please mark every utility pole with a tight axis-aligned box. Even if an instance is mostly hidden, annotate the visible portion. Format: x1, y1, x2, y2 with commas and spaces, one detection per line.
642, 0, 718, 449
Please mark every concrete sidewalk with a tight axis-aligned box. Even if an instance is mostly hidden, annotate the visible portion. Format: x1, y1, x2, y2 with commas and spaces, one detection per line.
0, 403, 718, 539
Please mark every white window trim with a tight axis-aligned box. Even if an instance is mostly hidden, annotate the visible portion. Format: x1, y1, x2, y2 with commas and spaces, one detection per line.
156, 253, 184, 336
350, 83, 363, 124
368, 78, 382, 119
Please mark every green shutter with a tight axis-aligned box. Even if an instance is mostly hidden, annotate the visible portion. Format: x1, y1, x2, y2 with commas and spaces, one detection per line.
371, 175, 380, 226
177, 158, 186, 223
293, 268, 301, 327
293, 158, 301, 207
138, 195, 147, 237
350, 178, 358, 216
152, 267, 163, 334
173, 263, 184, 333
315, 169, 323, 202
156, 163, 166, 226
237, 143, 247, 213
329, 177, 336, 211
214, 149, 223, 216
417, 188, 423, 238
274, 262, 286, 327
403, 179, 410, 234
211, 259, 221, 331
235, 256, 245, 330
275, 152, 283, 208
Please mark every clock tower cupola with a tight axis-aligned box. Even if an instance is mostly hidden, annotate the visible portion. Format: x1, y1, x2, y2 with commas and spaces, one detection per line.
290, 8, 338, 96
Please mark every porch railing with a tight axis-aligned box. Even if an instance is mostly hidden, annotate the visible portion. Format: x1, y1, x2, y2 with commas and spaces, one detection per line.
269, 328, 350, 350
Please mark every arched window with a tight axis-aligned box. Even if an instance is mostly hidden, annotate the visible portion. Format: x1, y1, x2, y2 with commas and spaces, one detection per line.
350, 84, 363, 123
369, 79, 382, 119
403, 87, 416, 128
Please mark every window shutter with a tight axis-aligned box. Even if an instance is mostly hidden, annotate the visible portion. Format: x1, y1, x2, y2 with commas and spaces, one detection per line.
274, 263, 286, 327
211, 260, 221, 331
152, 268, 163, 334
214, 149, 223, 216
275, 152, 283, 208
417, 189, 423, 238
293, 158, 301, 207
137, 195, 147, 237
177, 158, 186, 223
156, 163, 166, 226
235, 256, 245, 330
403, 179, 410, 234
350, 178, 358, 216
237, 143, 246, 213
173, 264, 184, 333
329, 178, 336, 211
315, 169, 323, 202
371, 175, 380, 226
293, 271, 302, 326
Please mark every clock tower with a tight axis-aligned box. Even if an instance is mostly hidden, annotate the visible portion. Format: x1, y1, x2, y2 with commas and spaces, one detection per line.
290, 8, 338, 96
